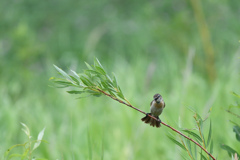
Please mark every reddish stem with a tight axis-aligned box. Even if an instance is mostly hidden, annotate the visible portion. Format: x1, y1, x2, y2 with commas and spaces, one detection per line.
97, 89, 216, 160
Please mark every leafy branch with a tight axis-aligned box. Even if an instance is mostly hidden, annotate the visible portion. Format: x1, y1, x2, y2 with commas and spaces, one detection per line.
221, 92, 240, 159
50, 58, 216, 160
4, 123, 46, 160
168, 110, 213, 160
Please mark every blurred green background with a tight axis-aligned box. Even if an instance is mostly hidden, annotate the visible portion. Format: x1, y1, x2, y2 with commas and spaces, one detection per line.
0, 0, 240, 159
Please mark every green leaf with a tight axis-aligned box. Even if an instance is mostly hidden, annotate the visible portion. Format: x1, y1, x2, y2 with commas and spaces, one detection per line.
229, 120, 240, 126
201, 134, 206, 148
167, 135, 187, 151
185, 139, 193, 158
108, 90, 117, 97
85, 62, 93, 70
221, 144, 240, 157
94, 57, 104, 69
210, 140, 213, 154
53, 65, 73, 81
92, 93, 102, 97
52, 80, 73, 87
71, 69, 80, 78
80, 76, 94, 86
106, 81, 114, 89
95, 66, 106, 75
194, 142, 197, 160
33, 127, 45, 151
85, 69, 103, 76
207, 120, 212, 147
200, 151, 207, 160
20, 123, 30, 137
101, 81, 109, 90
106, 75, 112, 82
70, 76, 80, 85
67, 90, 86, 94
233, 126, 240, 142
21, 147, 30, 158
117, 91, 125, 100
182, 130, 202, 142
231, 92, 240, 98
112, 74, 118, 88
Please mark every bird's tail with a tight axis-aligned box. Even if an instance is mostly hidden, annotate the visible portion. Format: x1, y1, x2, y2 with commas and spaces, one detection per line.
141, 114, 161, 128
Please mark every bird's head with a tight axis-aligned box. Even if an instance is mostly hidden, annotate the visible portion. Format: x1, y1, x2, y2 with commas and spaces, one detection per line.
153, 93, 162, 103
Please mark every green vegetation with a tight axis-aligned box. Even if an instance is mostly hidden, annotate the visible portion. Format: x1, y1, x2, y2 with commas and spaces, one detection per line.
4, 123, 46, 160
51, 59, 216, 159
0, 0, 240, 159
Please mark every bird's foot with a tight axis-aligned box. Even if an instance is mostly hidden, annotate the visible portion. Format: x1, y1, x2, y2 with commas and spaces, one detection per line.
157, 116, 162, 123
146, 113, 151, 116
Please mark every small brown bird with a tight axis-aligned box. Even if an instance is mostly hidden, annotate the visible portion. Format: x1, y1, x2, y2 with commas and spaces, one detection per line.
141, 93, 165, 128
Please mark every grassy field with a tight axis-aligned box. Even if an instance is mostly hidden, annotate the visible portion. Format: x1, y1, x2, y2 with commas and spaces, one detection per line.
1, 0, 240, 159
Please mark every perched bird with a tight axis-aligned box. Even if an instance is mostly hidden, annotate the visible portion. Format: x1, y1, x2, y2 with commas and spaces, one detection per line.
141, 93, 165, 128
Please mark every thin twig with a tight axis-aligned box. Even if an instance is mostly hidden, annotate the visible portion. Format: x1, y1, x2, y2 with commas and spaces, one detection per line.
96, 88, 216, 160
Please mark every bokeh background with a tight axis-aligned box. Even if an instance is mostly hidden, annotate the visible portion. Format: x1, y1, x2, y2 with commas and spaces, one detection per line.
1, 0, 240, 159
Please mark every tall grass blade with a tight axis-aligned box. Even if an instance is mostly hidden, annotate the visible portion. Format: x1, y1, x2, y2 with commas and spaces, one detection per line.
207, 120, 212, 147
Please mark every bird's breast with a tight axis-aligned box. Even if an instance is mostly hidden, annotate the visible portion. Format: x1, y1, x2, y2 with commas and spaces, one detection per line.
150, 101, 164, 116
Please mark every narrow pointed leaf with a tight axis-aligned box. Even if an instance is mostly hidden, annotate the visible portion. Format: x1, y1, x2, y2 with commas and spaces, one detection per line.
231, 92, 240, 98
71, 69, 80, 78
95, 66, 106, 75
106, 75, 112, 82
70, 76, 80, 85
20, 123, 30, 137
221, 144, 240, 157
207, 121, 212, 147
80, 76, 94, 86
117, 91, 125, 100
67, 91, 86, 94
167, 135, 187, 151
210, 140, 213, 154
194, 142, 197, 160
182, 130, 202, 142
186, 139, 193, 158
112, 74, 118, 88
94, 57, 104, 69
53, 65, 73, 81
200, 152, 207, 160
85, 70, 102, 76
21, 147, 30, 158
33, 127, 45, 151
106, 81, 114, 88
85, 62, 93, 70
53, 81, 74, 87
101, 81, 109, 90
233, 126, 240, 142
108, 90, 117, 97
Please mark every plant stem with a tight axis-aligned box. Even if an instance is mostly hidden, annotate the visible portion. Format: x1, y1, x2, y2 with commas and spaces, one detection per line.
226, 109, 240, 119
180, 137, 194, 160
96, 88, 216, 160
